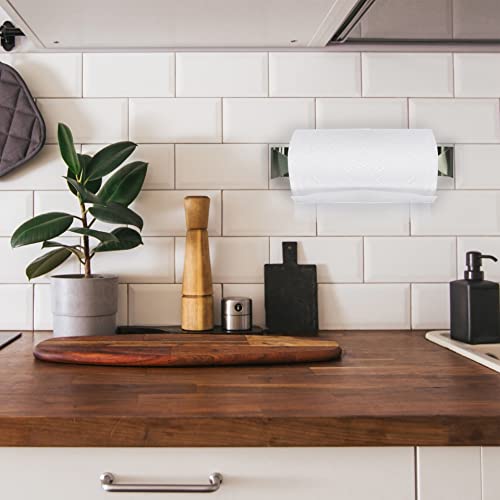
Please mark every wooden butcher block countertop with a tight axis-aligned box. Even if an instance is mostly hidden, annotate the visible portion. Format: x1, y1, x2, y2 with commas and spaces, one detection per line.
1, 330, 500, 447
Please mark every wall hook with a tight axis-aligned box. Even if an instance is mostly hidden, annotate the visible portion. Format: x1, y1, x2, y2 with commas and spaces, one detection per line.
0, 21, 25, 51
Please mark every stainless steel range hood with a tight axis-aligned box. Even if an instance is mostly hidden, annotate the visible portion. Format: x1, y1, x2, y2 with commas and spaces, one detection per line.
0, 0, 498, 50
331, 0, 500, 45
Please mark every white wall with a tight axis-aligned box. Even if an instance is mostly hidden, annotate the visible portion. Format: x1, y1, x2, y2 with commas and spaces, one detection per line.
1, 49, 500, 331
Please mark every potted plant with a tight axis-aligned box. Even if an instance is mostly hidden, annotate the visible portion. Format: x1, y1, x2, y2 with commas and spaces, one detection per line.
11, 123, 148, 337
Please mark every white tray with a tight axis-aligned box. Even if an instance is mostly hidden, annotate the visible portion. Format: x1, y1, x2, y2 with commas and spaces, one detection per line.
426, 330, 500, 373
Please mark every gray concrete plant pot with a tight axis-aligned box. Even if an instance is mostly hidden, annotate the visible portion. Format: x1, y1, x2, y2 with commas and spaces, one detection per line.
50, 274, 118, 337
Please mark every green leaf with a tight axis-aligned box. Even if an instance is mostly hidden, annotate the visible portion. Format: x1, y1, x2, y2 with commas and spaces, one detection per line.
42, 240, 84, 260
58, 123, 80, 177
94, 227, 143, 252
26, 248, 72, 280
11, 212, 74, 248
89, 203, 143, 230
67, 164, 102, 196
65, 177, 102, 204
98, 161, 148, 206
69, 227, 119, 243
86, 142, 137, 182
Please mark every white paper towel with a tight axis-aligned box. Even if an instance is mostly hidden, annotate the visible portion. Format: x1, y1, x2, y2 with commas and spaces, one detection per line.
288, 129, 438, 204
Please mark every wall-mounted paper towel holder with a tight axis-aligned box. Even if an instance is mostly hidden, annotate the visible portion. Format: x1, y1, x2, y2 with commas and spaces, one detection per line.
270, 144, 454, 179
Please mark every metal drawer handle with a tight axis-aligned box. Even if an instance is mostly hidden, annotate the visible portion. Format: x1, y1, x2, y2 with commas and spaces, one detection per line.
100, 472, 223, 493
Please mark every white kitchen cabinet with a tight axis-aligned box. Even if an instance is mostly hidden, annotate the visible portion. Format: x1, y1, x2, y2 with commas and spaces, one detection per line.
0, 447, 415, 500
482, 447, 500, 500
417, 447, 481, 500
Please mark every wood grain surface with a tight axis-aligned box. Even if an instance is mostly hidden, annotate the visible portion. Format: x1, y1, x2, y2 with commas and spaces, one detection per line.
2, 331, 500, 447
32, 334, 342, 367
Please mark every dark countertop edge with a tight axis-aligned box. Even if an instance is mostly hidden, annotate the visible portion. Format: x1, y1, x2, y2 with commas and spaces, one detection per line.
2, 415, 500, 447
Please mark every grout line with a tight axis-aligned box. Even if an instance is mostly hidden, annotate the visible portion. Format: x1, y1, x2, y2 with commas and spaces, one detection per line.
414, 447, 419, 500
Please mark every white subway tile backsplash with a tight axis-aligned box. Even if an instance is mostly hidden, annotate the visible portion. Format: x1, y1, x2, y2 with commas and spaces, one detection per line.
269, 53, 360, 97
364, 237, 456, 282
176, 144, 268, 189
318, 284, 410, 330
0, 285, 32, 329
455, 145, 500, 189
0, 239, 79, 283
0, 146, 74, 191
411, 191, 500, 235
129, 98, 221, 143
132, 190, 221, 236
270, 237, 363, 283
223, 284, 265, 327
223, 191, 316, 236
316, 98, 408, 129
457, 237, 500, 281
129, 283, 221, 325
0, 192, 32, 237
0, 53, 82, 97
37, 99, 128, 144
2, 50, 500, 332
176, 237, 268, 283
409, 99, 500, 143
82, 144, 175, 190
176, 53, 268, 97
34, 284, 51, 331
318, 204, 409, 236
83, 53, 174, 97
454, 54, 500, 97
362, 53, 453, 97
91, 237, 175, 283
411, 283, 450, 330
223, 98, 315, 143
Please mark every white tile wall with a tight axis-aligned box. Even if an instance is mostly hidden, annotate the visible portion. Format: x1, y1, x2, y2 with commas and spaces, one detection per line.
83, 53, 175, 97
362, 53, 453, 97
316, 98, 408, 129
176, 53, 268, 97
364, 237, 456, 283
411, 191, 500, 236
4, 50, 500, 330
176, 144, 268, 189
38, 99, 129, 143
0, 192, 32, 236
223, 98, 315, 143
269, 53, 360, 97
0, 53, 82, 97
319, 284, 410, 330
223, 191, 316, 236
409, 99, 500, 143
411, 283, 450, 329
455, 145, 500, 189
129, 98, 221, 143
318, 204, 410, 236
454, 54, 500, 97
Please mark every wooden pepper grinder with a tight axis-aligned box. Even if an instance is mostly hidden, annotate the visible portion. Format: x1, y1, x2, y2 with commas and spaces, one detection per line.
181, 196, 214, 331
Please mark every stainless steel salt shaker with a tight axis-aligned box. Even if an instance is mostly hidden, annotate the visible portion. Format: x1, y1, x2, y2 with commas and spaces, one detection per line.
221, 297, 252, 331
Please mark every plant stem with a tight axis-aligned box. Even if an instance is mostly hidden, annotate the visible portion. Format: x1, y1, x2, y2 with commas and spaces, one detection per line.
78, 197, 92, 278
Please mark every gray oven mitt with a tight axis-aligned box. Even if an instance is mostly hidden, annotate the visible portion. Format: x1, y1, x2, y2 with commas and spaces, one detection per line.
0, 61, 45, 177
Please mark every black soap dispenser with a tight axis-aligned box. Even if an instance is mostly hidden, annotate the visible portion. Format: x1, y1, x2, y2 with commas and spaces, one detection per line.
450, 251, 500, 344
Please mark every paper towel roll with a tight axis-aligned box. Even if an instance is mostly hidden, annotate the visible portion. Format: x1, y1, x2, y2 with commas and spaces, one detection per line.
288, 129, 438, 204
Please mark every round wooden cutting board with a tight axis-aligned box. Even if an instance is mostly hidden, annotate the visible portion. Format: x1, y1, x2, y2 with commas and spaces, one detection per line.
33, 334, 342, 367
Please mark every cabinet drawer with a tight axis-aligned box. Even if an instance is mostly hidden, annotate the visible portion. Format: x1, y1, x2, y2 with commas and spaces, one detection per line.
417, 447, 481, 500
0, 447, 414, 500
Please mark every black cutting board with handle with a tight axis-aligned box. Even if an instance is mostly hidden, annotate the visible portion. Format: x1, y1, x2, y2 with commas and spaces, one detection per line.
264, 241, 318, 336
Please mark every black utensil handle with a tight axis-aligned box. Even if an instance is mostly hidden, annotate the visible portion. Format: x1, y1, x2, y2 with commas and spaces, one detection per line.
282, 241, 298, 264
0, 332, 22, 350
